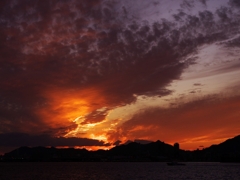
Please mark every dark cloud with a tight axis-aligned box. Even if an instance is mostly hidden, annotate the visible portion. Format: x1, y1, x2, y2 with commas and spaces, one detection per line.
226, 36, 240, 47
0, 0, 191, 135
198, 0, 208, 6
81, 108, 109, 124
229, 0, 240, 7
193, 83, 203, 86
0, 133, 109, 147
0, 0, 240, 151
189, 91, 196, 93
181, 0, 195, 10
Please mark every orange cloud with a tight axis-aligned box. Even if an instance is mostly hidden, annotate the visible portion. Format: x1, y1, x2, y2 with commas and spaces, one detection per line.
1, 0, 240, 154
106, 95, 240, 150
36, 86, 108, 136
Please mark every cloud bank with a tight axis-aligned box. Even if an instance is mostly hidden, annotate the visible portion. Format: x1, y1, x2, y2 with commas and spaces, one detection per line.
0, 0, 240, 151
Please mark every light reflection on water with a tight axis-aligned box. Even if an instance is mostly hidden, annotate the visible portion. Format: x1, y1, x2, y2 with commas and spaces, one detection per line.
0, 162, 240, 180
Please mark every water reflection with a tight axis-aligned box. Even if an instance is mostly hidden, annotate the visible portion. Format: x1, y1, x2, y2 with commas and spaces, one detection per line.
0, 162, 239, 180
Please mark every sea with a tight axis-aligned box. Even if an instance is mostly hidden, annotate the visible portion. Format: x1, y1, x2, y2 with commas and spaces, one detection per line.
0, 162, 239, 180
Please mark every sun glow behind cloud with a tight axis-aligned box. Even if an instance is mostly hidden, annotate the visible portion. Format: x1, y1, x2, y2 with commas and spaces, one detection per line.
35, 44, 240, 149
36, 87, 123, 145
1, 0, 240, 154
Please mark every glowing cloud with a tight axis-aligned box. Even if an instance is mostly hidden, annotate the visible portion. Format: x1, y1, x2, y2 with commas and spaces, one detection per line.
1, 0, 240, 153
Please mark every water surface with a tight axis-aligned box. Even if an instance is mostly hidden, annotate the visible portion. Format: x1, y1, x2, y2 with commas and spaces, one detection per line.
0, 162, 239, 180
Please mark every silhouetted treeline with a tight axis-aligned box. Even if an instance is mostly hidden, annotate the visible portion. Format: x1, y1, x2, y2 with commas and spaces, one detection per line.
1, 135, 240, 162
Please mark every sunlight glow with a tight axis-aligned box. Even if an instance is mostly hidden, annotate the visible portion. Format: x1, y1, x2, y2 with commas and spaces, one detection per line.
90, 134, 107, 142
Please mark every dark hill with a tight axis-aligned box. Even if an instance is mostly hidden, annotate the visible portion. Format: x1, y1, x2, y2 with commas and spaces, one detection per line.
108, 140, 183, 161
3, 146, 91, 162
200, 135, 240, 162
183, 135, 240, 162
2, 135, 240, 162
206, 135, 240, 153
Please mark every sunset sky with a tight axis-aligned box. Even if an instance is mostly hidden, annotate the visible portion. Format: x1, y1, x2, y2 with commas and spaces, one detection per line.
1, 0, 240, 154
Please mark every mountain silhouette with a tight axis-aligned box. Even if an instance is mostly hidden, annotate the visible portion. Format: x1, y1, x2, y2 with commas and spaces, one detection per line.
1, 135, 240, 162
193, 135, 240, 162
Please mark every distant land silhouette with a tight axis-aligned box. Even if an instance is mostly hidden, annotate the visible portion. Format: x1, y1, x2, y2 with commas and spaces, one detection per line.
1, 135, 240, 162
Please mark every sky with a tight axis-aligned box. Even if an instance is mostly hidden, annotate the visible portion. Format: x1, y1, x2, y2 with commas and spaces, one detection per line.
1, 0, 240, 154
